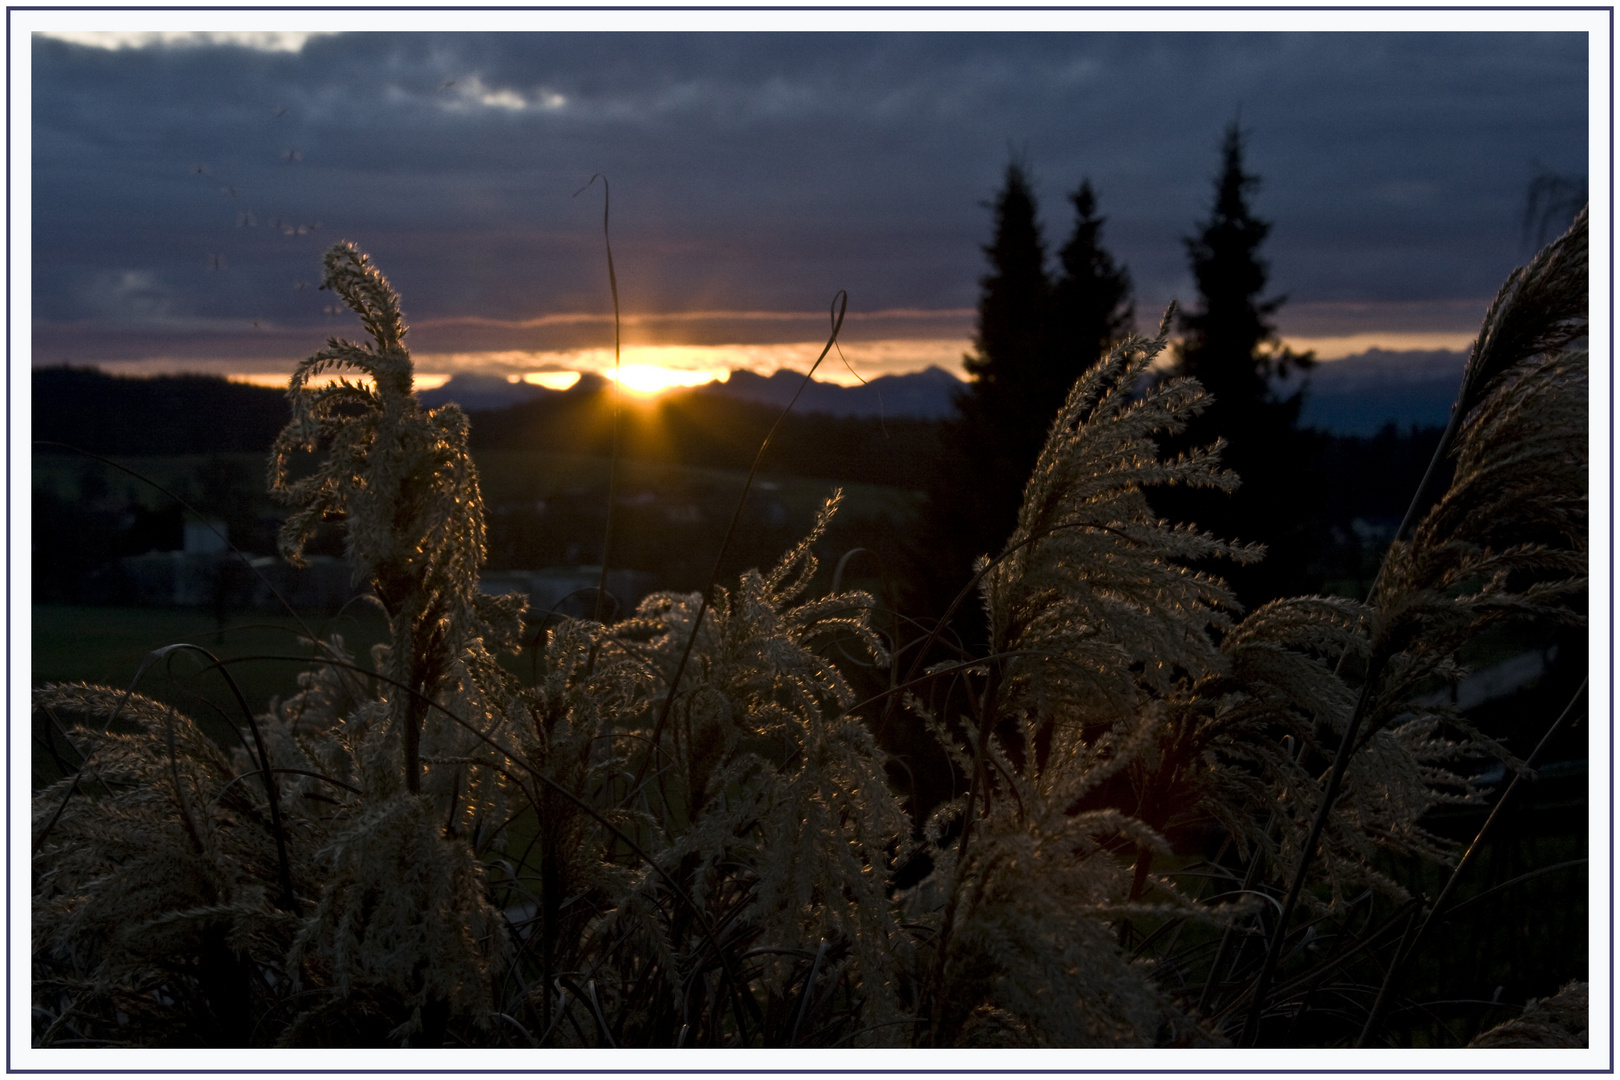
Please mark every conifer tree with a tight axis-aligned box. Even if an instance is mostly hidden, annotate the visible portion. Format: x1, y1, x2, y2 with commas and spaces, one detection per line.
1162, 123, 1319, 606
1052, 180, 1135, 384
958, 161, 1053, 490
907, 164, 1049, 630
911, 166, 1133, 630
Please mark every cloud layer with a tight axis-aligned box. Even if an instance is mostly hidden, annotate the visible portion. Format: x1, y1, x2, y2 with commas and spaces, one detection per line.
30, 27, 1590, 375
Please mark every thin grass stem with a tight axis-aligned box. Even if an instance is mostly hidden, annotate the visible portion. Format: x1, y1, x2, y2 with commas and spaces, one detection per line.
634, 290, 847, 790
573, 174, 624, 630
1355, 678, 1587, 1046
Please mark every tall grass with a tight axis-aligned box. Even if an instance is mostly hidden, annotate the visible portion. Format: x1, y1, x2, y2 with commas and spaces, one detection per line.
31, 209, 1588, 1049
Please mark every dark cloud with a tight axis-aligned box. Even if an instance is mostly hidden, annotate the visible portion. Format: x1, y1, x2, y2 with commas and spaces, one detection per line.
30, 29, 1589, 368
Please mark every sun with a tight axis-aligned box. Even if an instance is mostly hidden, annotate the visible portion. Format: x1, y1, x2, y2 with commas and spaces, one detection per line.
609, 364, 726, 396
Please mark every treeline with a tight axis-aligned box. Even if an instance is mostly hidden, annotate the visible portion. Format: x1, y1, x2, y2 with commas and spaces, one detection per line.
31, 367, 939, 489
33, 367, 294, 456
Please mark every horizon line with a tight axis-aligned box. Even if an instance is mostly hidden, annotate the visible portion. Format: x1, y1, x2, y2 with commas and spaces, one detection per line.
38, 330, 1475, 397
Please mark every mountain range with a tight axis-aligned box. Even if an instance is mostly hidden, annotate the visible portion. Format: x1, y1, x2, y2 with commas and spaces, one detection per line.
418, 348, 1467, 435
1283, 348, 1465, 435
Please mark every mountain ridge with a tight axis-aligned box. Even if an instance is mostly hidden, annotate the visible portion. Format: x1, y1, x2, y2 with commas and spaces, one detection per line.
420, 348, 1467, 434
1286, 347, 1465, 435
34, 346, 1468, 457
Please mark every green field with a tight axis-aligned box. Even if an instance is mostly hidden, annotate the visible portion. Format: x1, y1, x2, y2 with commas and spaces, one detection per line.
32, 603, 390, 698
33, 452, 276, 511
31, 604, 392, 785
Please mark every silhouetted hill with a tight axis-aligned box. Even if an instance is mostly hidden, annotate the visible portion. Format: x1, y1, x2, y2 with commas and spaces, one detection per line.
691, 366, 961, 419
465, 373, 940, 488
33, 366, 290, 455
417, 373, 551, 412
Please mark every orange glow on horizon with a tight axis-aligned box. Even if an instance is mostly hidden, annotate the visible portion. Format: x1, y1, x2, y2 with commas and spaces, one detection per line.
227, 371, 453, 391
415, 341, 972, 389
608, 365, 730, 396
519, 371, 582, 391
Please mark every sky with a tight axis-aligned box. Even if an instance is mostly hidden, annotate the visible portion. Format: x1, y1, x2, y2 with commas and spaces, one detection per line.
24, 17, 1596, 392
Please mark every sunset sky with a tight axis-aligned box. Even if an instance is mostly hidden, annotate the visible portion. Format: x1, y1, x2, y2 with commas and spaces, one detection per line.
21, 14, 1596, 393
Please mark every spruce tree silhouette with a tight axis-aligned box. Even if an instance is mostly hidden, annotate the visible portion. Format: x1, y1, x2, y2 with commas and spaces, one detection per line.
1161, 123, 1320, 607
1052, 180, 1134, 396
953, 161, 1052, 574
896, 163, 1133, 824
909, 165, 1133, 638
